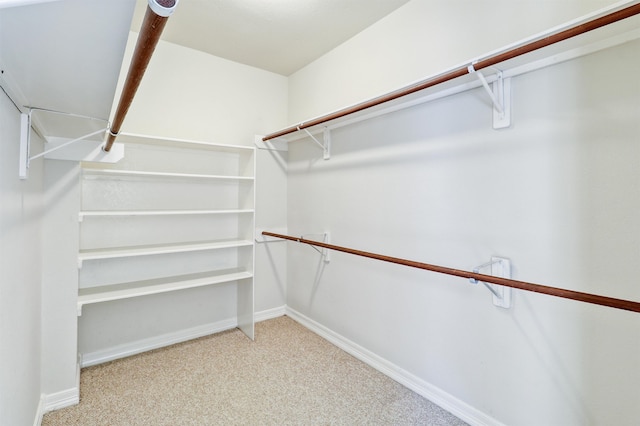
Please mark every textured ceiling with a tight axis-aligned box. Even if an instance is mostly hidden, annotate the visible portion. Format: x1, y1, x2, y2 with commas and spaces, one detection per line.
130, 0, 410, 76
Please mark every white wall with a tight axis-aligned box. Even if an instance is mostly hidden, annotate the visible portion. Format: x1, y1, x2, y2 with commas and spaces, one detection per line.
77, 36, 289, 356
285, 1, 640, 425
40, 160, 81, 403
0, 91, 44, 423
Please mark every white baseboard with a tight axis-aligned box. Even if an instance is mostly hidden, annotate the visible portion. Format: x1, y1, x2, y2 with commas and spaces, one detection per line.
42, 385, 79, 414
285, 306, 504, 426
255, 305, 287, 322
80, 317, 238, 367
33, 394, 45, 426
40, 362, 80, 418
80, 307, 287, 368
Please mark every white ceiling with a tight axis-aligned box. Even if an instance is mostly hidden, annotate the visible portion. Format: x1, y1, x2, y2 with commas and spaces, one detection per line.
130, 0, 410, 76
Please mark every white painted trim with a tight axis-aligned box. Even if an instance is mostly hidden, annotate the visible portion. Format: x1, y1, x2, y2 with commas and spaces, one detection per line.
33, 394, 45, 426
80, 307, 287, 367
285, 306, 505, 426
80, 317, 237, 367
254, 305, 287, 322
42, 385, 79, 413
42, 362, 81, 415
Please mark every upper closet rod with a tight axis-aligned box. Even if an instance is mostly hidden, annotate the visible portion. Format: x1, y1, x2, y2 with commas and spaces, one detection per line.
103, 0, 178, 152
262, 231, 640, 314
262, 2, 640, 142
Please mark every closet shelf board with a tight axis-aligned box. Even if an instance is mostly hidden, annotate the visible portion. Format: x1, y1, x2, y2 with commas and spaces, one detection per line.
82, 169, 254, 181
78, 239, 253, 263
115, 132, 256, 152
78, 270, 253, 310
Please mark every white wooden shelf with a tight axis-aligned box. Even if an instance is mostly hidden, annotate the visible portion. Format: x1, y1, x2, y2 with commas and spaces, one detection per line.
79, 209, 254, 220
115, 132, 256, 152
78, 239, 253, 266
82, 169, 254, 181
77, 270, 253, 315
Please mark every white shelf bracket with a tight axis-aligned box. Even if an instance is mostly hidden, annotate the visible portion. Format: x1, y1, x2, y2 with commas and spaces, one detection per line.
32, 128, 109, 161
301, 232, 331, 263
468, 64, 511, 129
322, 127, 331, 160
469, 256, 512, 308
19, 108, 118, 179
300, 126, 331, 160
19, 112, 31, 180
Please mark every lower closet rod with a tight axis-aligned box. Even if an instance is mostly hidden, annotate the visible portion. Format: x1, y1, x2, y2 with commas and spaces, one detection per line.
262, 231, 640, 314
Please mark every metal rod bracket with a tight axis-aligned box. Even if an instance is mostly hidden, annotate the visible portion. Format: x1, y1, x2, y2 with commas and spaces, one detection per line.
301, 232, 331, 263
470, 256, 512, 308
299, 126, 331, 160
467, 64, 511, 129
19, 113, 31, 180
492, 72, 511, 129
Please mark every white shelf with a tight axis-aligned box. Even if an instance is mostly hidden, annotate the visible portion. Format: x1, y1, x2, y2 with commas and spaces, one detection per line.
78, 239, 253, 265
79, 209, 254, 220
77, 270, 253, 314
77, 133, 256, 340
115, 132, 256, 152
82, 168, 254, 181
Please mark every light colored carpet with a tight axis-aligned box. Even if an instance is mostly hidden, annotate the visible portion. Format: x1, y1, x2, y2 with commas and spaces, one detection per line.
42, 316, 467, 425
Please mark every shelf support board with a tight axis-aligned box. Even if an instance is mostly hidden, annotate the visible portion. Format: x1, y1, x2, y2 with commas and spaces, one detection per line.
469, 256, 512, 308
468, 65, 511, 129
299, 126, 331, 160
19, 113, 30, 179
492, 73, 511, 129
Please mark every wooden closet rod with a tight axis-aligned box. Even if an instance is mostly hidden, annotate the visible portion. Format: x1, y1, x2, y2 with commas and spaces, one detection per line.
262, 231, 640, 314
104, 0, 178, 152
262, 2, 640, 142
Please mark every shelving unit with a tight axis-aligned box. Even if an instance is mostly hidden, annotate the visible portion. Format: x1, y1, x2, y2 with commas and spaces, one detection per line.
77, 133, 256, 339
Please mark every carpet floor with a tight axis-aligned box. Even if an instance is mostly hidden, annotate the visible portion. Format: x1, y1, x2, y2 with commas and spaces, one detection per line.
42, 316, 467, 425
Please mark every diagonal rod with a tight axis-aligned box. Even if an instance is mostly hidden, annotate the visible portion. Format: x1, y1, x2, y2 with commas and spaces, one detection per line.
104, 4, 172, 151
262, 231, 640, 314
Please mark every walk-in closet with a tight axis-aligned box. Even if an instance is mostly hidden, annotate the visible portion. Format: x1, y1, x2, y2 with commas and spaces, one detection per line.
1, 1, 639, 425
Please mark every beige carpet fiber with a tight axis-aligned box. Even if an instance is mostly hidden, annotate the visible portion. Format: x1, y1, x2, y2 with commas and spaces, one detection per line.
43, 316, 467, 425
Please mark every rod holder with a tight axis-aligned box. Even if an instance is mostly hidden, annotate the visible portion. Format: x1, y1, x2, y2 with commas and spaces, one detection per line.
299, 127, 331, 160
470, 257, 512, 308
301, 232, 331, 263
